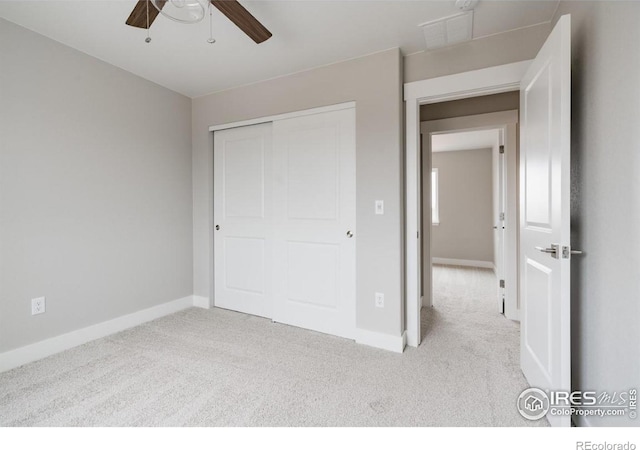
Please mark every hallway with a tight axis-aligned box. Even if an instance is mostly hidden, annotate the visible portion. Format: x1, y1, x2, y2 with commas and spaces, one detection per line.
418, 264, 546, 425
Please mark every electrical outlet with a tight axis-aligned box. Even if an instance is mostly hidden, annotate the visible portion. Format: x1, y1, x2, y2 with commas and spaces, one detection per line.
31, 297, 46, 315
375, 292, 384, 308
375, 200, 384, 215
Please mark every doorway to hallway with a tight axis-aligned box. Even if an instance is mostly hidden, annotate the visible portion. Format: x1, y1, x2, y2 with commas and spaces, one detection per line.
419, 96, 520, 325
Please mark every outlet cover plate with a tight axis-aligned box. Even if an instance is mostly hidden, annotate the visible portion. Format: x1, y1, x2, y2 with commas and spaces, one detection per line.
375, 292, 384, 308
31, 297, 46, 315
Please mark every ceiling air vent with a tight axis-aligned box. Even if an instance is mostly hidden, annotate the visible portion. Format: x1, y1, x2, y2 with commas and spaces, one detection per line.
420, 11, 474, 50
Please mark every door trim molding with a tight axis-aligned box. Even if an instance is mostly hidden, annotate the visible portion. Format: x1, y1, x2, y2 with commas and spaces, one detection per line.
208, 101, 356, 132
404, 61, 532, 348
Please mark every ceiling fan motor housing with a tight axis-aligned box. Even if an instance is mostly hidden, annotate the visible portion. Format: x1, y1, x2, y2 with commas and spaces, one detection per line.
152, 0, 210, 24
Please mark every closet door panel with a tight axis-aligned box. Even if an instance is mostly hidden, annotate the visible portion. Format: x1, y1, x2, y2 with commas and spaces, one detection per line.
272, 108, 356, 339
213, 123, 273, 318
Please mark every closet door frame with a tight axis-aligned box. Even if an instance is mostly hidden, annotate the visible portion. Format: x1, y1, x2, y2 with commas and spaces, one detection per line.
209, 102, 356, 324
209, 102, 356, 134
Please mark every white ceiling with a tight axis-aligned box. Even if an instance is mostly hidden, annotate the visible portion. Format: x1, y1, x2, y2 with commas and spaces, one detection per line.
0, 0, 559, 97
432, 129, 499, 152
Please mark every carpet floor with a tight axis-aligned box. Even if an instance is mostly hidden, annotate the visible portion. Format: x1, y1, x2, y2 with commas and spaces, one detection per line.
0, 265, 546, 426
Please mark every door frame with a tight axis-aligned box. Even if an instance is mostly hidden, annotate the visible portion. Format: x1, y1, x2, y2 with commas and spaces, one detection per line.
404, 61, 531, 348
421, 111, 519, 320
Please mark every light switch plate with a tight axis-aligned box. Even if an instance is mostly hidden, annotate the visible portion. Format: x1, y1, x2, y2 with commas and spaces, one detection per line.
375, 292, 384, 308
375, 200, 384, 215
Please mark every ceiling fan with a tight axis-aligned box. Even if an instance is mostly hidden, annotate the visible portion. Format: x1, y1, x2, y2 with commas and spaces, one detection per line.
125, 0, 272, 44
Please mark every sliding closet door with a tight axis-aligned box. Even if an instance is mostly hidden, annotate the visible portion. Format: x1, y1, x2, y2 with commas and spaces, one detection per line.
272, 108, 356, 339
213, 123, 273, 318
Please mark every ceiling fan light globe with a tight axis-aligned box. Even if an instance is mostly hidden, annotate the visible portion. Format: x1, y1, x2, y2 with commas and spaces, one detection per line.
151, 0, 207, 24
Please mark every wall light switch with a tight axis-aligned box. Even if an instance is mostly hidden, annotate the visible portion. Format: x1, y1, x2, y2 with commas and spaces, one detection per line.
375, 292, 384, 308
375, 200, 384, 215
31, 297, 46, 315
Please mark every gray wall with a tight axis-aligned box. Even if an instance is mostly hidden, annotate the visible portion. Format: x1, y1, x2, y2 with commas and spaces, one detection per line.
431, 149, 494, 263
404, 22, 551, 83
552, 2, 640, 426
0, 19, 193, 352
421, 91, 519, 122
192, 49, 404, 337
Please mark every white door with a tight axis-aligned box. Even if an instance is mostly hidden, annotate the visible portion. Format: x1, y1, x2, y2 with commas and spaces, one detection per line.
520, 15, 571, 427
272, 108, 356, 339
214, 123, 273, 318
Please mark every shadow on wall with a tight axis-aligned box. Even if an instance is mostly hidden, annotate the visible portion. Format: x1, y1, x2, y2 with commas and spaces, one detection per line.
568, 2, 586, 404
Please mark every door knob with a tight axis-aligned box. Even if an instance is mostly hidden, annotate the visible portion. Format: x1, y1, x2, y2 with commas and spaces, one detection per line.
561, 246, 583, 259
346, 230, 354, 238
535, 244, 560, 259
536, 244, 584, 259
215, 225, 220, 231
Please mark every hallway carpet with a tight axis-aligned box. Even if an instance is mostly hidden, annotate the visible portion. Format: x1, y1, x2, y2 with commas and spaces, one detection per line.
0, 266, 545, 426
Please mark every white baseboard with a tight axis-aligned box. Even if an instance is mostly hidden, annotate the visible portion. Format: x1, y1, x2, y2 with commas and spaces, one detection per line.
1, 295, 410, 371
0, 295, 196, 373
356, 329, 407, 353
192, 295, 211, 309
432, 257, 495, 270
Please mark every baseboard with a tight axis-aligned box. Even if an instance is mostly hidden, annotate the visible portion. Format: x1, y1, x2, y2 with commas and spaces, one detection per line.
0, 295, 196, 373
432, 257, 495, 270
355, 328, 407, 353
192, 295, 211, 309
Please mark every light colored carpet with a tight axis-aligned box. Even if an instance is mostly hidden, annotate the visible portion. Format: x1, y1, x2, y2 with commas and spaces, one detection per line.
0, 265, 546, 426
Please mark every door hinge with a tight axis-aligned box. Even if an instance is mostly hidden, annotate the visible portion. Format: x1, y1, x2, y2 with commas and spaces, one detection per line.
499, 145, 505, 154
417, 231, 420, 239
499, 279, 505, 288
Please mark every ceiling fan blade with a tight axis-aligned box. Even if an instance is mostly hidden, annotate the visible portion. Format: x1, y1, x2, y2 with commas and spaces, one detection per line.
126, 0, 165, 29
210, 0, 272, 44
